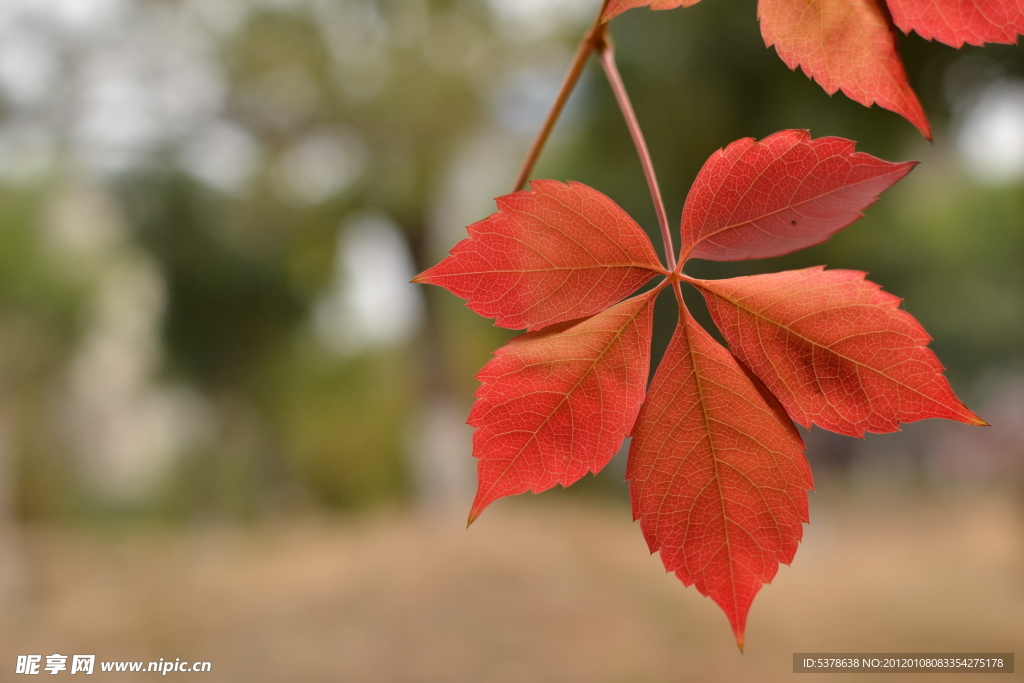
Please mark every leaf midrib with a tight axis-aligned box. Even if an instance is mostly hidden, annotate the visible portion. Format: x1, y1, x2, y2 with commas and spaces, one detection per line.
680, 314, 740, 614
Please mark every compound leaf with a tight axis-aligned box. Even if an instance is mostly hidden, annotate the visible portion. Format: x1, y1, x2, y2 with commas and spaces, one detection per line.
416, 131, 984, 646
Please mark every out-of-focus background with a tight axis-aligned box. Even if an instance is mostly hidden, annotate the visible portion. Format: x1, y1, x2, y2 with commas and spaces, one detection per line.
0, 0, 1020, 680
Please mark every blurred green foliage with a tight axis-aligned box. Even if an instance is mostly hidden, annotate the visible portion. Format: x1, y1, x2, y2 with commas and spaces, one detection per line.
0, 188, 83, 517
0, 0, 1020, 519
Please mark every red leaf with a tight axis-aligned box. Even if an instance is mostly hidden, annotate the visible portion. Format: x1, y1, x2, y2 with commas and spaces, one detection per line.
416, 131, 983, 646
679, 130, 915, 262
628, 307, 812, 649
695, 267, 987, 437
603, 0, 1024, 134
468, 290, 657, 522
758, 0, 930, 138
602, 0, 962, 137
414, 180, 664, 331
603, 0, 700, 22
888, 0, 1024, 47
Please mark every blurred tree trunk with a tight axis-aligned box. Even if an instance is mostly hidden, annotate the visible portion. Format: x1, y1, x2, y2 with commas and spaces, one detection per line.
0, 402, 24, 608
406, 222, 474, 513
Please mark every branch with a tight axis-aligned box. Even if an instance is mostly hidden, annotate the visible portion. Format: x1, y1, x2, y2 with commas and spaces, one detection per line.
510, 0, 612, 193
598, 40, 676, 272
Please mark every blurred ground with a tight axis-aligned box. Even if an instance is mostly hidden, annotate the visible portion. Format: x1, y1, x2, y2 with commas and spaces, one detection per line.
1, 489, 1021, 682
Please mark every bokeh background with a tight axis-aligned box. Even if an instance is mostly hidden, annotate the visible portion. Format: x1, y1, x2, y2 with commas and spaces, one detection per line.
0, 0, 1020, 680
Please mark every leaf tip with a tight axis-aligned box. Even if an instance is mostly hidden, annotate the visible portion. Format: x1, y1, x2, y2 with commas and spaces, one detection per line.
412, 262, 442, 285
910, 111, 933, 141
728, 608, 749, 653
892, 160, 920, 181
467, 492, 490, 528
956, 403, 988, 427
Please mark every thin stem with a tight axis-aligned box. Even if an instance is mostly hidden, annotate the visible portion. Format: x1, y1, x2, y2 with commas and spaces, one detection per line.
671, 280, 686, 311
510, 0, 612, 193
675, 271, 700, 285
598, 41, 676, 272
